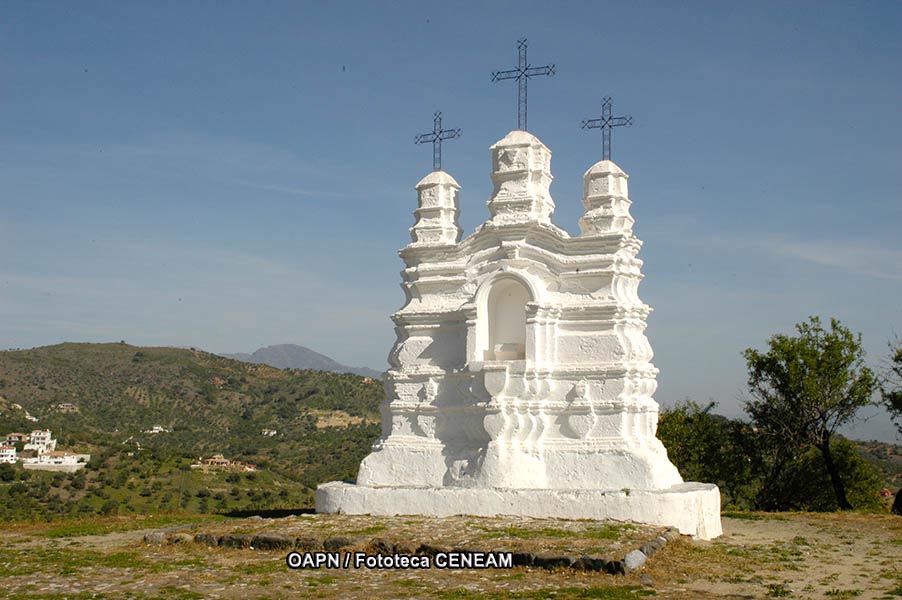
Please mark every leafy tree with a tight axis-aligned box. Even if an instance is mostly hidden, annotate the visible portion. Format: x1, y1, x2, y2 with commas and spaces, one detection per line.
100, 499, 119, 515
763, 437, 884, 512
743, 316, 876, 510
657, 400, 762, 509
881, 337, 902, 436
0, 464, 16, 482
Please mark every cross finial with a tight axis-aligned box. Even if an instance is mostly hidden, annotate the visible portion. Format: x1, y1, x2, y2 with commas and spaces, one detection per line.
414, 111, 461, 172
581, 96, 632, 161
492, 38, 556, 131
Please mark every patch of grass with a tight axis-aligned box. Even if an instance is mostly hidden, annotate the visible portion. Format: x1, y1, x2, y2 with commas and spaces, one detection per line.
59, 551, 150, 575
766, 544, 804, 562
722, 511, 788, 521
585, 524, 637, 540
346, 524, 387, 535
479, 526, 573, 539
479, 523, 634, 541
437, 587, 655, 600
35, 514, 220, 538
0, 547, 153, 577
157, 586, 206, 600
234, 558, 285, 576
148, 556, 208, 573
6, 594, 103, 600
766, 583, 792, 597
825, 590, 862, 598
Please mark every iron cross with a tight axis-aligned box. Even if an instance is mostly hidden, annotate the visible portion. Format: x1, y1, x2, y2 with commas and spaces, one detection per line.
491, 38, 556, 131
581, 96, 632, 161
414, 111, 461, 172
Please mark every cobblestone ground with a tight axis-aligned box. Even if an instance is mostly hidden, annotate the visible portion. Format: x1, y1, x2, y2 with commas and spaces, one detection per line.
1, 512, 899, 599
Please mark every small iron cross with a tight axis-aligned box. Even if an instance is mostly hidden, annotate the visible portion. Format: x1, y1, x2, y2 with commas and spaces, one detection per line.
581, 96, 632, 161
414, 111, 461, 172
492, 38, 556, 131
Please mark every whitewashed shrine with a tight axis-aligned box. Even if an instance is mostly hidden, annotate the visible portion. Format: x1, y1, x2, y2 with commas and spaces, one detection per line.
317, 129, 722, 539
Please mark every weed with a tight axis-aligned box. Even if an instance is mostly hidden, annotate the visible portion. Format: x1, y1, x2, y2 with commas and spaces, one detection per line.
825, 590, 862, 599
766, 583, 791, 597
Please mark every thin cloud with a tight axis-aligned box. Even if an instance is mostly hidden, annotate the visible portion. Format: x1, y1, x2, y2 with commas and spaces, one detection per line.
769, 240, 902, 281
648, 222, 902, 282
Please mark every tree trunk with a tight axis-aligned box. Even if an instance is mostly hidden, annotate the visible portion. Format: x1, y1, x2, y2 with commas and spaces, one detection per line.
759, 450, 791, 510
819, 437, 853, 510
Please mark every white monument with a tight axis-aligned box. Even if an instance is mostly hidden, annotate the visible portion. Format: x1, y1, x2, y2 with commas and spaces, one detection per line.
317, 130, 722, 539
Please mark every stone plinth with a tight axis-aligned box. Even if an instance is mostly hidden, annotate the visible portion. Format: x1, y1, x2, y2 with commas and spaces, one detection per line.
318, 482, 721, 540
317, 130, 723, 540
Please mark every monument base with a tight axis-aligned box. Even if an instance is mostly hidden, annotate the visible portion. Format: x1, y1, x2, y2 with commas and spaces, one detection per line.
316, 481, 722, 540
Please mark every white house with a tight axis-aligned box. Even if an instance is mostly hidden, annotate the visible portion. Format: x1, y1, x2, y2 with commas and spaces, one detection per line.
0, 445, 16, 464
143, 425, 171, 434
23, 429, 57, 454
21, 451, 90, 472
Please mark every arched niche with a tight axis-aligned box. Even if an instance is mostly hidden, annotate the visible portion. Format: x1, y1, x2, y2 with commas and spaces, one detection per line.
478, 276, 532, 361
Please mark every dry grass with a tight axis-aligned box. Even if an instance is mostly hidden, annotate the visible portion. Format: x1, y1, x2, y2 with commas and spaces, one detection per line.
0, 512, 900, 599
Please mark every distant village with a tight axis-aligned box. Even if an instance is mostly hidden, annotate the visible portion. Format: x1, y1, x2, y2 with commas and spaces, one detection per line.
0, 429, 90, 472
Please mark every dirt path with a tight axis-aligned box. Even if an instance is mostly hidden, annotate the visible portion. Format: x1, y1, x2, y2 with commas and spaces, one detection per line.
646, 513, 901, 599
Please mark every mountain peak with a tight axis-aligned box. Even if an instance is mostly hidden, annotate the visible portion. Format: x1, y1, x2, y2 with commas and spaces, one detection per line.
221, 344, 381, 379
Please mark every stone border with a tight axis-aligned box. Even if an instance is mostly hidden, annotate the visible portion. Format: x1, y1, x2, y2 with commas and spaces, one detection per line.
143, 526, 681, 574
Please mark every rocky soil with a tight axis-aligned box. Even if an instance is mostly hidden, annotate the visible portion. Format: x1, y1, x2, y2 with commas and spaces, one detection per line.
0, 512, 899, 599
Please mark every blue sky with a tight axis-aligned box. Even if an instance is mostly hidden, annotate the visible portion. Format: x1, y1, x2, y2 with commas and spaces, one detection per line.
2, 2, 900, 442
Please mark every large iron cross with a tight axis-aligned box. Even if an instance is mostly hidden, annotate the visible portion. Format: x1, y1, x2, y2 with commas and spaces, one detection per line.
581, 96, 632, 161
414, 111, 461, 172
492, 38, 556, 131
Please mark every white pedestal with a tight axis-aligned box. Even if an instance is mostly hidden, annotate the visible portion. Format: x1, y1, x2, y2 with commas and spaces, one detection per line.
316, 481, 723, 540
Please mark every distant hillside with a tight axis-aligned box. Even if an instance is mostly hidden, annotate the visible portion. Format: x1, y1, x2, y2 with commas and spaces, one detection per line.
855, 440, 902, 489
221, 344, 381, 379
0, 342, 383, 520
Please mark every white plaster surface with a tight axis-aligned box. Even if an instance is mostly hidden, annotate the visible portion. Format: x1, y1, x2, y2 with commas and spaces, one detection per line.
317, 482, 722, 540
317, 130, 723, 540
